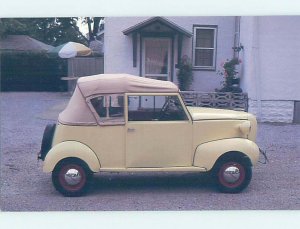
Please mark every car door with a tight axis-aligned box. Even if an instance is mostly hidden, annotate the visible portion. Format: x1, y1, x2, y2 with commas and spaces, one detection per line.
126, 93, 193, 168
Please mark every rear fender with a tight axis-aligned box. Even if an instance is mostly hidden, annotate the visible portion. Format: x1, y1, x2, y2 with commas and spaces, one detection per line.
43, 141, 101, 173
193, 138, 259, 171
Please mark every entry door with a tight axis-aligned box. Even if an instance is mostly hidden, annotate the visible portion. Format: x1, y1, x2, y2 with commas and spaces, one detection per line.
126, 94, 192, 168
142, 38, 171, 81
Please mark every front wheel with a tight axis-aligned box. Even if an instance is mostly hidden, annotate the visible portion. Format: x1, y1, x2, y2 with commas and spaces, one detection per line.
213, 158, 252, 193
52, 158, 92, 197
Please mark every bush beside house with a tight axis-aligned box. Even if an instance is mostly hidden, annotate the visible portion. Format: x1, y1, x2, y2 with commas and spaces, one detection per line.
1, 52, 68, 92
0, 35, 68, 91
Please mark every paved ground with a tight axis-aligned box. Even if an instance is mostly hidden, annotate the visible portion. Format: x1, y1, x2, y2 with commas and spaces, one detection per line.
0, 92, 299, 211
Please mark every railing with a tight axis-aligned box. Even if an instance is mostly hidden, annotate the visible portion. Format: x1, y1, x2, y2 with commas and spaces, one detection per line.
181, 91, 248, 111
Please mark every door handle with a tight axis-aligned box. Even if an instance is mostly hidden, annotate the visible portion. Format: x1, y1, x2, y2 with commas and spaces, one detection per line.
127, 128, 136, 132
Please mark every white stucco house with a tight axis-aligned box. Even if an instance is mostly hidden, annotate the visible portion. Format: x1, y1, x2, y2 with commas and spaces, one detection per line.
239, 16, 300, 123
102, 16, 300, 123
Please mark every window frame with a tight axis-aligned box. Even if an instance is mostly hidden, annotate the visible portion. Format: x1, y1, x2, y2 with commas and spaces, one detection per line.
192, 25, 217, 70
87, 94, 126, 126
142, 37, 172, 81
126, 93, 191, 123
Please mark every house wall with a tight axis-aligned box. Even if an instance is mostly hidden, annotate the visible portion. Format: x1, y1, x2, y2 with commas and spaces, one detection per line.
104, 16, 236, 92
240, 16, 300, 122
104, 17, 148, 76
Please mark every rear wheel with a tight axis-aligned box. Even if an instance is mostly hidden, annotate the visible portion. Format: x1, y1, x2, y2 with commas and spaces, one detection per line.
213, 156, 252, 193
52, 158, 92, 197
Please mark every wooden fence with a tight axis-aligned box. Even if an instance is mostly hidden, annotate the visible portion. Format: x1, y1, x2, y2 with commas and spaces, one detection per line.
181, 91, 248, 111
68, 56, 104, 77
66, 56, 104, 91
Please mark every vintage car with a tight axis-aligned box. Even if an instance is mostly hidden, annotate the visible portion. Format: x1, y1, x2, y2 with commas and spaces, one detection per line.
38, 74, 263, 196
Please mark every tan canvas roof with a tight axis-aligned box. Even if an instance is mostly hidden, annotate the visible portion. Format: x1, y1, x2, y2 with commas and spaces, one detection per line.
59, 74, 179, 125
59, 86, 96, 125
77, 74, 178, 97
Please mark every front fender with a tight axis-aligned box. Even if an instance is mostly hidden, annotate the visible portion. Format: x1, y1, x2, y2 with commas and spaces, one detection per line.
193, 138, 259, 171
43, 141, 101, 173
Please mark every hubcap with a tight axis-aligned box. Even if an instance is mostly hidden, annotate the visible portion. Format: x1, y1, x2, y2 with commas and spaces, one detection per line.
64, 168, 82, 186
222, 166, 241, 183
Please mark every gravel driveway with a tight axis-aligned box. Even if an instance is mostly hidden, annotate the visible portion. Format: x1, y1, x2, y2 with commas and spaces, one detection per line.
1, 92, 299, 211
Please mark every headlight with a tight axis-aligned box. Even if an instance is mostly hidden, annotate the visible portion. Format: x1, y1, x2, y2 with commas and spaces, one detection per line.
239, 121, 251, 136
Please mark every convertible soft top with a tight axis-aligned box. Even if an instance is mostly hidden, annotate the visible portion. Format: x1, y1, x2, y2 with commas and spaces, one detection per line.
59, 74, 179, 125
77, 74, 178, 96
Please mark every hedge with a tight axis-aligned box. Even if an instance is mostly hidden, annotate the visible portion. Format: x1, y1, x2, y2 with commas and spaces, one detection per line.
1, 52, 68, 91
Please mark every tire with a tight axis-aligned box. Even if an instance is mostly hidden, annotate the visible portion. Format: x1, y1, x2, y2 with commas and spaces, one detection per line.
52, 158, 93, 197
213, 156, 252, 193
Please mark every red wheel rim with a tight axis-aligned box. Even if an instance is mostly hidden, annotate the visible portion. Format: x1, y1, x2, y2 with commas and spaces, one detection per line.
218, 162, 245, 188
58, 164, 86, 192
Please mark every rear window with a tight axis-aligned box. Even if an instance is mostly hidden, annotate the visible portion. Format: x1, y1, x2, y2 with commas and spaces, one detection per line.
90, 94, 125, 125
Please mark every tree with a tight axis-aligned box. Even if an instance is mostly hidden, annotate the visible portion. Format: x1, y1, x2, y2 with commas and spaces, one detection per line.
0, 18, 28, 38
83, 17, 104, 41
0, 18, 88, 46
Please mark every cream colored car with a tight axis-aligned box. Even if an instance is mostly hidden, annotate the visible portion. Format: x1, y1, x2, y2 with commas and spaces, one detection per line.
38, 74, 263, 196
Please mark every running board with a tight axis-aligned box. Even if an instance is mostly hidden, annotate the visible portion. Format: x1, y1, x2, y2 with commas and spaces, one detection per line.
99, 166, 207, 172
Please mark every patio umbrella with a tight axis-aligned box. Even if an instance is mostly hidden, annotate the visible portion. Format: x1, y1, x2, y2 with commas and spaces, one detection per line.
48, 41, 92, 58
48, 42, 92, 92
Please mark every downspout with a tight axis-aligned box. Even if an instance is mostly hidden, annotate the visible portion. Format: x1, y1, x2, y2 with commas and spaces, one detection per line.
253, 17, 262, 120
234, 16, 241, 58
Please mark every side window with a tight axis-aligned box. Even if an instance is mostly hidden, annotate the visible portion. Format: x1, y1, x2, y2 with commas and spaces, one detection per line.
90, 94, 125, 124
128, 95, 188, 121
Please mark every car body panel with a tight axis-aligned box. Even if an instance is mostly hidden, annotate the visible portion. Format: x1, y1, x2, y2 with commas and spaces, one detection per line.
43, 141, 101, 172
193, 138, 260, 171
125, 92, 193, 168
126, 121, 193, 167
51, 124, 126, 169
187, 106, 249, 121
187, 106, 257, 143
192, 119, 256, 150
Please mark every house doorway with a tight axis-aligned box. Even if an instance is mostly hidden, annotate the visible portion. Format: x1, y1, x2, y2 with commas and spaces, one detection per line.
142, 38, 171, 81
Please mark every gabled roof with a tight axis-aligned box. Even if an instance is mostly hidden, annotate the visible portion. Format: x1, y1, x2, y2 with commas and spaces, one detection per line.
123, 17, 192, 37
0, 35, 54, 52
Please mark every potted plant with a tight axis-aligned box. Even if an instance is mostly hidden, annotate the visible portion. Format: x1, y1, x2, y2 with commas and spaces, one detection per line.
176, 55, 193, 91
217, 57, 242, 93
